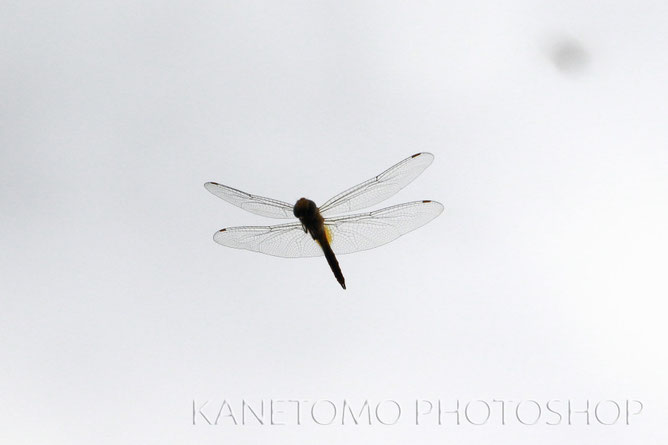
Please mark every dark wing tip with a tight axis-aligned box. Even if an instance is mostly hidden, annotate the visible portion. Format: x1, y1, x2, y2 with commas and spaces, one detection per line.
422, 200, 445, 214
213, 228, 227, 240
412, 152, 435, 159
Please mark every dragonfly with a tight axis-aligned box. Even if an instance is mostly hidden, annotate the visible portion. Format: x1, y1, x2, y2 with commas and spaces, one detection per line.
204, 152, 444, 289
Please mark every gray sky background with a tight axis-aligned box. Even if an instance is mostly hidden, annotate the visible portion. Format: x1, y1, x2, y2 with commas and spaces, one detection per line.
2, 1, 667, 443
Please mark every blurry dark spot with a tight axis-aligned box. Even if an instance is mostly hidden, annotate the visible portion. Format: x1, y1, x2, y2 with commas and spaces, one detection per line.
549, 39, 589, 73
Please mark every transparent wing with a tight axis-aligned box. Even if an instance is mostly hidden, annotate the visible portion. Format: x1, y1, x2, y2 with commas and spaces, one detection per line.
319, 152, 434, 217
213, 222, 323, 258
326, 200, 444, 255
212, 200, 443, 258
204, 182, 294, 219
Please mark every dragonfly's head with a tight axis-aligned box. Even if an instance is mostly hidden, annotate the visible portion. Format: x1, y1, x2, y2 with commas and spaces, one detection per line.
293, 198, 317, 219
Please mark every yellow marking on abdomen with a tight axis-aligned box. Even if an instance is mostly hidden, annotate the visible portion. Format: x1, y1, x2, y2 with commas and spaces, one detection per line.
315, 226, 332, 247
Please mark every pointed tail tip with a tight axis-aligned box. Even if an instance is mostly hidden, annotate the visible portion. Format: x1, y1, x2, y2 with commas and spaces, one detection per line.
341, 281, 346, 290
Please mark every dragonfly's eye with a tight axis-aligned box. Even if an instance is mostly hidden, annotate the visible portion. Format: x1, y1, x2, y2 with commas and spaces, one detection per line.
293, 197, 317, 218
293, 198, 307, 218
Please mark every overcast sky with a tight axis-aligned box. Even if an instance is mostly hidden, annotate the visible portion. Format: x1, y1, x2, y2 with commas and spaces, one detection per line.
2, 1, 668, 444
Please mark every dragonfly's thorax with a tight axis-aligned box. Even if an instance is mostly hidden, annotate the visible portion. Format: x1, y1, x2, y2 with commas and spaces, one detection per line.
293, 197, 324, 238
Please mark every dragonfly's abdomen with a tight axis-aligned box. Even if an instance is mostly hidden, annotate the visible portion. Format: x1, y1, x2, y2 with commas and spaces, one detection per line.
317, 231, 346, 289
